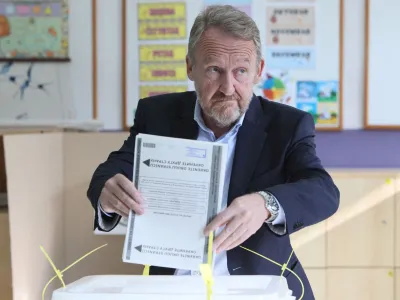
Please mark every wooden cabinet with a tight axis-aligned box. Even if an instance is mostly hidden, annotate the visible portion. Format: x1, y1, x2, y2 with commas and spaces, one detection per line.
296, 172, 400, 300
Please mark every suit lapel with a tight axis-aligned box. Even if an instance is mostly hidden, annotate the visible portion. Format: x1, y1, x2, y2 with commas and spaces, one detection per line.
228, 95, 270, 204
168, 92, 271, 204
169, 92, 199, 140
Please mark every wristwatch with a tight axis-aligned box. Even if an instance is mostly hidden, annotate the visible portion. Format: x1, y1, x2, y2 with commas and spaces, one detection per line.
256, 191, 279, 222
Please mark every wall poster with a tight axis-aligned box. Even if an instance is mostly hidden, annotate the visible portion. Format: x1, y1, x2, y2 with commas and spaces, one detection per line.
0, 0, 69, 61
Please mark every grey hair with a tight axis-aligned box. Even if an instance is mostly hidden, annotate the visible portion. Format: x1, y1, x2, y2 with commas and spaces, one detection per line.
188, 5, 262, 66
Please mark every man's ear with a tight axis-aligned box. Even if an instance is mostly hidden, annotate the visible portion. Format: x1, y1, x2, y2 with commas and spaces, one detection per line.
254, 58, 265, 84
186, 55, 194, 81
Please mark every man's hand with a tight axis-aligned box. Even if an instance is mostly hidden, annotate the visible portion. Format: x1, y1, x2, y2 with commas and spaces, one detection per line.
204, 193, 270, 253
99, 174, 145, 218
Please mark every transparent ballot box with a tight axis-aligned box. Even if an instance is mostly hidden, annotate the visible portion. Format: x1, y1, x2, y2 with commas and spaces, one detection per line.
51, 275, 296, 300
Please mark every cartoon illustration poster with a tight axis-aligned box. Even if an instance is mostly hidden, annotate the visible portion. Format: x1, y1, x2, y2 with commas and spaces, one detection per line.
254, 75, 340, 127
296, 80, 339, 126
0, 0, 69, 60
253, 69, 296, 107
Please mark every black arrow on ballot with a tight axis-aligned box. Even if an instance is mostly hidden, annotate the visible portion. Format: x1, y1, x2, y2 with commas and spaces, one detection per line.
135, 245, 142, 252
143, 159, 150, 166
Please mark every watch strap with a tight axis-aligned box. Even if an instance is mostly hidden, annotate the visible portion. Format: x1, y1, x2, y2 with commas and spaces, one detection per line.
257, 191, 279, 222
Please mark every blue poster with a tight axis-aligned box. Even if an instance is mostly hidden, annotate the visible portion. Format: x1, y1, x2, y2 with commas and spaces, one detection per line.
296, 81, 318, 102
296, 102, 317, 115
296, 80, 339, 125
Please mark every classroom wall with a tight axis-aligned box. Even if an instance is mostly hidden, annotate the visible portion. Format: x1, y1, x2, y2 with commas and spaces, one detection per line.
82, 0, 367, 130
0, 0, 368, 130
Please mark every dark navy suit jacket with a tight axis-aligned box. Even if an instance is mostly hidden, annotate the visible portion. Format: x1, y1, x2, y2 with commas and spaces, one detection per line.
87, 91, 340, 300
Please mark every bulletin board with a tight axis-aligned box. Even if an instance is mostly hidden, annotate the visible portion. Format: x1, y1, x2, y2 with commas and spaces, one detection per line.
122, 0, 343, 130
364, 0, 400, 129
0, 0, 70, 62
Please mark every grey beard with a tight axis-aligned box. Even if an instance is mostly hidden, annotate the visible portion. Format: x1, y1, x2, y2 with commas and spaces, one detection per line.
206, 105, 242, 128
194, 88, 249, 128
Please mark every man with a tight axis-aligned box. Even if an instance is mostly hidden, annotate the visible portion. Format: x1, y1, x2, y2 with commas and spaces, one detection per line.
87, 5, 339, 299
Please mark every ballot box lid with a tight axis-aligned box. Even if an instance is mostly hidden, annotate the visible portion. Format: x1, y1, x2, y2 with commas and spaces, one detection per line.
51, 275, 296, 300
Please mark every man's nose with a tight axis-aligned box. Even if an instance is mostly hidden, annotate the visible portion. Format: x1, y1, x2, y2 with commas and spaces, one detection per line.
219, 73, 235, 96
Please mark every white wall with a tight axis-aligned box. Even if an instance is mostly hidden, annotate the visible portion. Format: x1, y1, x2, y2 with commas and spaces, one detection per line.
91, 0, 366, 130
70, 0, 94, 123
342, 0, 365, 130
96, 0, 123, 130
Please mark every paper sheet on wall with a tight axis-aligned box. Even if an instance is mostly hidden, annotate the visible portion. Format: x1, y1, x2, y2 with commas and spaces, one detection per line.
255, 0, 341, 128
265, 4, 316, 70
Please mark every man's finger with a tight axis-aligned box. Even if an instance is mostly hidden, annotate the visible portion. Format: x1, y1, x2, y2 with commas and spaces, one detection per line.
100, 188, 122, 213
116, 202, 130, 217
213, 216, 243, 250
114, 186, 144, 214
204, 209, 234, 235
116, 174, 144, 204
108, 179, 144, 213
221, 228, 251, 252
108, 190, 130, 214
114, 206, 129, 218
102, 188, 130, 215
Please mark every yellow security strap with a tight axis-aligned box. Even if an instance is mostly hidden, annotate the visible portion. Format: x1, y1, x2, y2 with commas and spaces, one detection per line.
199, 231, 214, 300
240, 246, 304, 300
40, 243, 108, 300
142, 264, 150, 276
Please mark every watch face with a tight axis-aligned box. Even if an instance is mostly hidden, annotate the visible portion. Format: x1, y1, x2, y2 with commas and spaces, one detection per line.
270, 204, 279, 212
268, 197, 279, 212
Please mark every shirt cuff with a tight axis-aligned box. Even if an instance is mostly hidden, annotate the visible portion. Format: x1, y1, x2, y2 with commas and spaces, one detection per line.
99, 201, 113, 217
271, 199, 286, 225
97, 201, 118, 230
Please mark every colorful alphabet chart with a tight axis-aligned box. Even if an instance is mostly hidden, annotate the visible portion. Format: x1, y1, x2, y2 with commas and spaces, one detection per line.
0, 0, 69, 60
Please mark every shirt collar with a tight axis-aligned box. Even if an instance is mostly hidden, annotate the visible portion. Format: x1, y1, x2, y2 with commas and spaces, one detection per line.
193, 99, 245, 135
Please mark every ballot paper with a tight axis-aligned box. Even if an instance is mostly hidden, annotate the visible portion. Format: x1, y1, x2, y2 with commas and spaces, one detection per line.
122, 134, 227, 271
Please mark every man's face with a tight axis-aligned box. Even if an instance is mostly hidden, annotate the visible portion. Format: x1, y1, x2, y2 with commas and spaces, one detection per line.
187, 27, 264, 128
